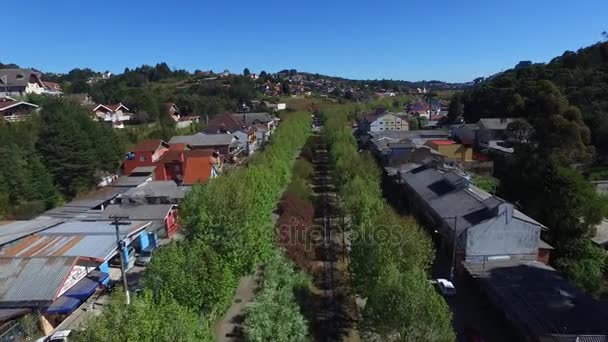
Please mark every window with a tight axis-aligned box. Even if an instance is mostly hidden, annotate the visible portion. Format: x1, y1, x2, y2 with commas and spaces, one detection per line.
140, 155, 146, 161
380, 121, 383, 124
396, 127, 401, 130
379, 127, 384, 130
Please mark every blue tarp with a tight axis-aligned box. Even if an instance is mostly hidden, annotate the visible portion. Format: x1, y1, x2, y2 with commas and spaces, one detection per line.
46, 296, 81, 314
63, 277, 99, 299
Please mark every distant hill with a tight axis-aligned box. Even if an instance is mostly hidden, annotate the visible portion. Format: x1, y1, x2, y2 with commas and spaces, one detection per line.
460, 41, 608, 157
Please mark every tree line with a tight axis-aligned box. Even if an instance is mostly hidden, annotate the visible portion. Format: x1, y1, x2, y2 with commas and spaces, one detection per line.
323, 108, 455, 341
74, 111, 312, 341
451, 40, 608, 297
0, 97, 124, 219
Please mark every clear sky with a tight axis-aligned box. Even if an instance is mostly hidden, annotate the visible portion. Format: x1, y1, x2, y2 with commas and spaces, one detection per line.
4, 0, 606, 82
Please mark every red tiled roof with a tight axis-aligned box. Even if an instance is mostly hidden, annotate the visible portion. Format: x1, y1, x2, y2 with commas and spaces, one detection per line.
131, 139, 167, 152
0, 100, 18, 110
429, 139, 456, 146
158, 149, 215, 164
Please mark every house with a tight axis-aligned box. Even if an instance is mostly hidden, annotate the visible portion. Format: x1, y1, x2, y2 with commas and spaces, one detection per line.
399, 165, 550, 268
163, 102, 181, 121
117, 181, 190, 205
170, 132, 243, 156
100, 204, 180, 239
0, 69, 45, 96
262, 101, 287, 111
477, 118, 515, 153
424, 139, 473, 162
359, 110, 410, 133
0, 97, 39, 122
124, 140, 170, 175
92, 103, 132, 128
43, 81, 63, 95
232, 112, 280, 134
155, 148, 220, 184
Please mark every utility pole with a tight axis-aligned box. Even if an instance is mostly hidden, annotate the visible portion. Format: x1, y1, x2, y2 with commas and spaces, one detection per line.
110, 215, 131, 305
448, 216, 458, 280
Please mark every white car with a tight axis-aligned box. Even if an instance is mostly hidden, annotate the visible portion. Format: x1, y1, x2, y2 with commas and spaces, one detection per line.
436, 278, 456, 296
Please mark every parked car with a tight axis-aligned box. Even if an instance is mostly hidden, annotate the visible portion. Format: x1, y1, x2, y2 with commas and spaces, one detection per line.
35, 330, 71, 342
135, 247, 155, 267
436, 278, 456, 296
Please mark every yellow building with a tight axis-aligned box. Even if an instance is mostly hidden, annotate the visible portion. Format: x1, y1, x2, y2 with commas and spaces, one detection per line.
424, 139, 473, 162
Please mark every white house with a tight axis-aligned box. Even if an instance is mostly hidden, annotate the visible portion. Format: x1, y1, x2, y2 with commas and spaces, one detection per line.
92, 103, 132, 129
360, 111, 410, 133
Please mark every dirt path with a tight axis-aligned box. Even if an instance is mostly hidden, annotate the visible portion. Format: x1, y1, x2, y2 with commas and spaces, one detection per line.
213, 274, 257, 342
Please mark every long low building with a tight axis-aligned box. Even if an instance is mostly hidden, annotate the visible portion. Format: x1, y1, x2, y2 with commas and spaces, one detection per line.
464, 260, 608, 342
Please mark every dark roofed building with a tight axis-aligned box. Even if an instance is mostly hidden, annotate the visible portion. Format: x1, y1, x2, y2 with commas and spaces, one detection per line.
0, 69, 45, 97
400, 165, 548, 267
465, 260, 608, 342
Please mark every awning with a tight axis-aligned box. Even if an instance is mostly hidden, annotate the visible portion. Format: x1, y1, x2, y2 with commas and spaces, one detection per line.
46, 296, 81, 315
63, 277, 99, 299
87, 270, 110, 284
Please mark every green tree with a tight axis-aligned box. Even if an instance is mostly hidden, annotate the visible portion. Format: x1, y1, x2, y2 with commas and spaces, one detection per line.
447, 93, 463, 122
555, 239, 608, 296
243, 252, 309, 342
142, 240, 236, 318
243, 68, 251, 76
74, 291, 212, 342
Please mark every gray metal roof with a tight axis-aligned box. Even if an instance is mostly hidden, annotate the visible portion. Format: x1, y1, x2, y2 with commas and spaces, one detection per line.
369, 129, 449, 140
0, 217, 64, 246
130, 166, 157, 174
43, 187, 128, 218
465, 260, 608, 339
100, 204, 174, 221
231, 112, 278, 126
0, 221, 151, 261
119, 181, 191, 200
169, 132, 235, 147
112, 175, 152, 187
401, 166, 545, 232
0, 256, 78, 306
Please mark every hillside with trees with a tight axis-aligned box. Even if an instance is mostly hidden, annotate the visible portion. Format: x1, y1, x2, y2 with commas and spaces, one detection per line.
0, 97, 124, 219
453, 40, 608, 296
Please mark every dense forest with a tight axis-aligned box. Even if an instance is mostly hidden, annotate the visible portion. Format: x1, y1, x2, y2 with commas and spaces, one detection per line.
451, 40, 608, 296
0, 97, 124, 219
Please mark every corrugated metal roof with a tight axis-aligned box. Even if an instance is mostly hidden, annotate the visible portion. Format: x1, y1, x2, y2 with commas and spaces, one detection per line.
0, 221, 151, 260
0, 217, 64, 246
112, 175, 152, 187
0, 256, 77, 305
119, 181, 190, 200
100, 204, 174, 221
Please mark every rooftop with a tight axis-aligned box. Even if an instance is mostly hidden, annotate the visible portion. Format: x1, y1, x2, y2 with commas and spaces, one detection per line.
465, 260, 608, 339
429, 139, 456, 146
169, 132, 235, 147
100, 204, 175, 221
129, 139, 169, 152
43, 187, 128, 219
112, 175, 152, 187
0, 221, 150, 261
478, 118, 515, 130
119, 181, 191, 201
0, 256, 79, 306
0, 217, 64, 246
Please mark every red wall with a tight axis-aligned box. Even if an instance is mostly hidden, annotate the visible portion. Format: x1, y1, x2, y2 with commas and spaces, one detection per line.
124, 151, 156, 175
164, 209, 180, 238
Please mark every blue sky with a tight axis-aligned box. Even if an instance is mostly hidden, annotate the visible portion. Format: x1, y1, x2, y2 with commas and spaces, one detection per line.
4, 0, 606, 82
